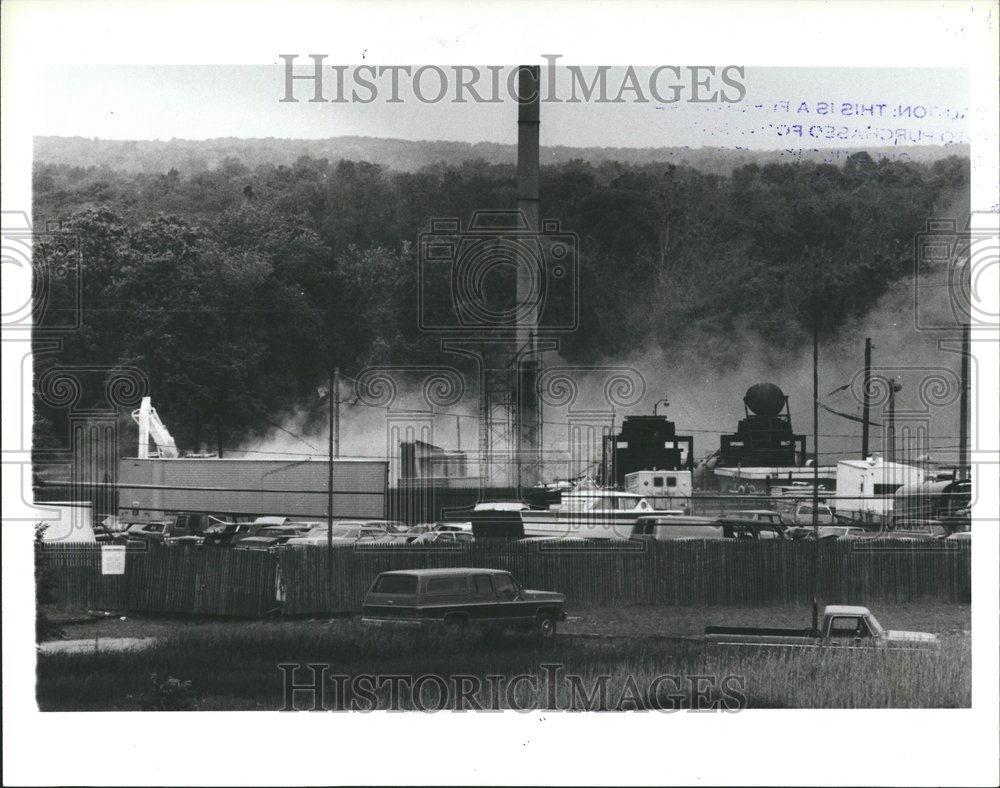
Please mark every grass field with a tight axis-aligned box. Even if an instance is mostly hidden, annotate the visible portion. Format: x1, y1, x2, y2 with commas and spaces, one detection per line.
36, 603, 970, 711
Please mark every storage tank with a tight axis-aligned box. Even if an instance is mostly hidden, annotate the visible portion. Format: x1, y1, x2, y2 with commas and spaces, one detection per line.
717, 382, 805, 469
743, 382, 787, 417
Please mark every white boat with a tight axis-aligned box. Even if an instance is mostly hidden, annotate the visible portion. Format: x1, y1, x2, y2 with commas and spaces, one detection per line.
520, 487, 655, 540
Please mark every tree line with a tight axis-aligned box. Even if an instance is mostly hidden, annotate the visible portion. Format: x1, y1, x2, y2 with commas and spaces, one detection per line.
32, 151, 968, 455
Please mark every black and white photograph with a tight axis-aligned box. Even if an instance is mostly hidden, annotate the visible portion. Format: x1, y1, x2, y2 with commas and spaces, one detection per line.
2, 1, 998, 785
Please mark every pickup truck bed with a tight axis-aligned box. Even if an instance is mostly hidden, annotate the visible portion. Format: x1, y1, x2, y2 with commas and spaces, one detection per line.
704, 605, 939, 649
704, 626, 820, 645
705, 626, 814, 638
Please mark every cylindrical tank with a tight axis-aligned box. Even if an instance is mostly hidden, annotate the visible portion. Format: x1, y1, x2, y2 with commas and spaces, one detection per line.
744, 382, 786, 416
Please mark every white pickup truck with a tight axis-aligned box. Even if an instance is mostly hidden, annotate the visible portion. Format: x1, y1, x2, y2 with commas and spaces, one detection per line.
705, 605, 939, 649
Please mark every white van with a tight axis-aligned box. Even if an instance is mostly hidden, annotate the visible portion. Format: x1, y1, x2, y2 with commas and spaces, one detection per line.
624, 470, 693, 511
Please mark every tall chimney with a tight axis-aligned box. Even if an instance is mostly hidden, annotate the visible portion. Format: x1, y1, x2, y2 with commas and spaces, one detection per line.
959, 320, 970, 479
516, 65, 541, 342
515, 65, 541, 487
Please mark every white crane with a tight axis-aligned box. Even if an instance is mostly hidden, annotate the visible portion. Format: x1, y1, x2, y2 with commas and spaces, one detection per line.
131, 396, 179, 459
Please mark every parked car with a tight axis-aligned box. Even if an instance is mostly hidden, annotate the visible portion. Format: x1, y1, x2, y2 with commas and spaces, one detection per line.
165, 516, 243, 546
250, 515, 298, 528
890, 519, 949, 539
129, 513, 238, 546
717, 510, 786, 539
432, 521, 473, 533
705, 604, 939, 649
124, 521, 171, 544
284, 520, 399, 547
198, 520, 261, 547
945, 531, 971, 542
786, 525, 871, 541
372, 532, 420, 545
792, 503, 835, 526
631, 515, 724, 541
361, 568, 566, 638
409, 530, 474, 545
232, 523, 316, 551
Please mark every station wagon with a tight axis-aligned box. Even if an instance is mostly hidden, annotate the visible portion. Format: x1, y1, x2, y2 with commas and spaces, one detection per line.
361, 568, 566, 638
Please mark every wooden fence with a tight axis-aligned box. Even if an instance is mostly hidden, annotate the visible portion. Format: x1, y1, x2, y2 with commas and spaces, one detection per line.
40, 543, 277, 617
39, 540, 971, 618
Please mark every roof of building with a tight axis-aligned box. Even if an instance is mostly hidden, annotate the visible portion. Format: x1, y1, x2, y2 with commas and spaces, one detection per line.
378, 568, 511, 577
837, 458, 921, 470
713, 466, 835, 478
125, 456, 385, 463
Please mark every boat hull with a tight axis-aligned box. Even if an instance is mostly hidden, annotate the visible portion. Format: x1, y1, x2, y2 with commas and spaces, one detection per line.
521, 511, 640, 540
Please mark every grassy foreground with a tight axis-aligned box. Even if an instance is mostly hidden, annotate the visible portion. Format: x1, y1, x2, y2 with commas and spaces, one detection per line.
37, 614, 970, 711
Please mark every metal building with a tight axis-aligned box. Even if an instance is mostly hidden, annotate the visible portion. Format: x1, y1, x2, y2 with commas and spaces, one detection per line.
603, 415, 694, 488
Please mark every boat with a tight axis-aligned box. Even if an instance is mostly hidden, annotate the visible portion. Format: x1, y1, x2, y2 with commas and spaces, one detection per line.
520, 481, 655, 540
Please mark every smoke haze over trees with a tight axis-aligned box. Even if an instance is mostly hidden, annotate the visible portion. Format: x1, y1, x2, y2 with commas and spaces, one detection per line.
32, 143, 969, 455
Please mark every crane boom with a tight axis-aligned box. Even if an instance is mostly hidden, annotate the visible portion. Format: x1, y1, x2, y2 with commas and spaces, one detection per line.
131, 396, 179, 458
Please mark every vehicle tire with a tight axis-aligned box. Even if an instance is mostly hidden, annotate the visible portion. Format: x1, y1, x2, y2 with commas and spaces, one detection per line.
534, 613, 557, 639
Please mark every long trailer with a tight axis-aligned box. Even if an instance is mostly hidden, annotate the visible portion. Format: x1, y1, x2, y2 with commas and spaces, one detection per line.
118, 457, 388, 523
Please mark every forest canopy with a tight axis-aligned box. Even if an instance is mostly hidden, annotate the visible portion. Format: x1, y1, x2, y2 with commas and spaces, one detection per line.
32, 149, 969, 453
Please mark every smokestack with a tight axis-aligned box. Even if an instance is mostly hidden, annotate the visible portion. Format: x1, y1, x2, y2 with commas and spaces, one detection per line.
516, 64, 540, 342
861, 337, 871, 459
959, 320, 970, 479
515, 65, 541, 487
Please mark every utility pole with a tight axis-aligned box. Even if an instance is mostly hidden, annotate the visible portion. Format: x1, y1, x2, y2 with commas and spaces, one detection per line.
333, 367, 341, 458
811, 262, 820, 630
327, 366, 335, 591
886, 378, 902, 463
861, 337, 872, 459
959, 321, 970, 479
812, 317, 820, 529
608, 412, 617, 487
